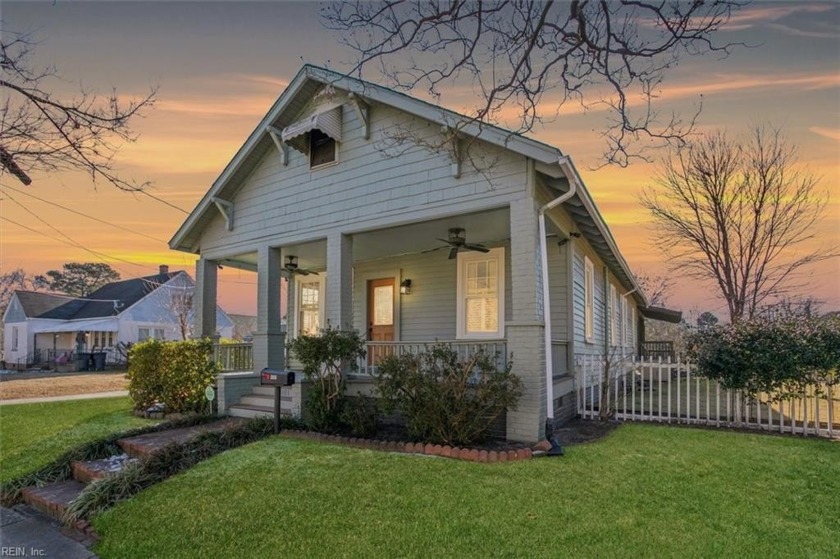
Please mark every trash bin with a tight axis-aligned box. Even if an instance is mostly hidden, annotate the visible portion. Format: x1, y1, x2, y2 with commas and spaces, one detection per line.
75, 352, 91, 371
92, 352, 107, 371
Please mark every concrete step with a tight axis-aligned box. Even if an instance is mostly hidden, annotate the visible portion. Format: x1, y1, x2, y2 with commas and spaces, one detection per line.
238, 394, 274, 407
117, 418, 244, 459
72, 454, 137, 484
21, 480, 86, 520
250, 386, 294, 399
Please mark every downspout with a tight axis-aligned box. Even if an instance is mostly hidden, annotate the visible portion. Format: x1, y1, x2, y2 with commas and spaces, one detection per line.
539, 155, 577, 428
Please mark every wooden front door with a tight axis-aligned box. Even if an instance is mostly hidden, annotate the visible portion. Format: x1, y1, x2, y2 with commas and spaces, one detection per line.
367, 278, 395, 366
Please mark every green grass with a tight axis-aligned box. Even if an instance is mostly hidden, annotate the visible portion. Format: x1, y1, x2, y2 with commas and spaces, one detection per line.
94, 424, 840, 558
0, 397, 154, 482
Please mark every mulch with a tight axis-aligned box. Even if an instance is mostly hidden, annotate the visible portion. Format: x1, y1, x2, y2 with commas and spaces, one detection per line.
553, 418, 620, 446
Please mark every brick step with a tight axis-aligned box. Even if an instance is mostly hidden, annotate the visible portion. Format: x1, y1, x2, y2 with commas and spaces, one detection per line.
117, 418, 244, 459
21, 480, 86, 520
72, 454, 137, 484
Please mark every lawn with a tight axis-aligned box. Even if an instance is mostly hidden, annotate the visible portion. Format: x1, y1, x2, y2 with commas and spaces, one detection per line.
94, 424, 840, 558
0, 397, 154, 482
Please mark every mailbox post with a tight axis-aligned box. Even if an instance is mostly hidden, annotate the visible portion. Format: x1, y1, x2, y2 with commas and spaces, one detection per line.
260, 368, 295, 433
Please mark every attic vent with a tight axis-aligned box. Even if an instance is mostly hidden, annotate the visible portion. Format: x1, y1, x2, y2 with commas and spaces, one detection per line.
159, 265, 169, 274
281, 106, 342, 155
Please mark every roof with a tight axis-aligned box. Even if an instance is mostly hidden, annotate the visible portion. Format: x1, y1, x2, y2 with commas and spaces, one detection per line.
168, 64, 649, 306
13, 272, 182, 320
169, 65, 564, 253
639, 306, 683, 324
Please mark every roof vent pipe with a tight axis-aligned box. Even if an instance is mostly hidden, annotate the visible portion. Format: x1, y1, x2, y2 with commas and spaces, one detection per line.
539, 155, 578, 455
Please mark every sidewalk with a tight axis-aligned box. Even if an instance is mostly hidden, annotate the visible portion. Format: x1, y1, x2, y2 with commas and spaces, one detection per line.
0, 391, 129, 406
1, 505, 97, 559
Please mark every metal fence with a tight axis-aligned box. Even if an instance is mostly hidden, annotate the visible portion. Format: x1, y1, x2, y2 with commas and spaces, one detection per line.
576, 354, 838, 439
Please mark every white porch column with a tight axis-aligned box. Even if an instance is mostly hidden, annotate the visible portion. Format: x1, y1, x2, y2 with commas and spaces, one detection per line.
194, 257, 218, 338
253, 246, 285, 372
325, 232, 353, 330
506, 196, 547, 443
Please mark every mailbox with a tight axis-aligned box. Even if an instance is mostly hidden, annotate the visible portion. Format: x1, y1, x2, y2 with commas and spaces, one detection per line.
260, 369, 295, 387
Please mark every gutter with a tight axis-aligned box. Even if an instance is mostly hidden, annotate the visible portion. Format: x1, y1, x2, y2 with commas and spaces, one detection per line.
538, 155, 578, 422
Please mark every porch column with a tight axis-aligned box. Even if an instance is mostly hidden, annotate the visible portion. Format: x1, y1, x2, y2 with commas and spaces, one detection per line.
506, 196, 547, 443
253, 246, 285, 372
325, 232, 353, 330
194, 257, 218, 338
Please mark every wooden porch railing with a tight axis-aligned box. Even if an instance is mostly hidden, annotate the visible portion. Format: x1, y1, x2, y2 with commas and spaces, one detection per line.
356, 340, 507, 376
214, 342, 253, 372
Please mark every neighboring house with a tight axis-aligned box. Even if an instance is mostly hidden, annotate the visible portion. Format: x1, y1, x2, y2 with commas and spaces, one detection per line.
2, 265, 233, 369
170, 65, 673, 442
228, 314, 258, 341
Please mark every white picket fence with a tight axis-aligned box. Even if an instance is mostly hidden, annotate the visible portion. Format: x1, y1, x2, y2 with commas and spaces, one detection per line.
576, 355, 839, 439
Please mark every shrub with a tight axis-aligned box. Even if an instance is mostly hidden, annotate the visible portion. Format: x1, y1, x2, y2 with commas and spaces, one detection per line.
374, 344, 522, 446
287, 326, 366, 433
340, 393, 379, 439
127, 339, 219, 413
687, 314, 840, 400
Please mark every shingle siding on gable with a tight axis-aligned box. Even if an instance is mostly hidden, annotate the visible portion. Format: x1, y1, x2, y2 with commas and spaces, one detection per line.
197, 103, 528, 256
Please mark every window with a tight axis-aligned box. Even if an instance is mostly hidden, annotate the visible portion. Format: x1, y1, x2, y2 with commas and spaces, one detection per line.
630, 306, 637, 349
609, 284, 618, 346
11, 326, 18, 351
295, 275, 326, 337
621, 297, 628, 347
309, 129, 336, 168
138, 328, 165, 342
584, 257, 594, 342
457, 248, 504, 339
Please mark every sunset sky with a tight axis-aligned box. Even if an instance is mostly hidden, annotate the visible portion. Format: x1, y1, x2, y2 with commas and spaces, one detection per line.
1, 1, 838, 320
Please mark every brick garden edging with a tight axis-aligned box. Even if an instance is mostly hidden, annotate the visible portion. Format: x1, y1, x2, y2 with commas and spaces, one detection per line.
279, 430, 538, 462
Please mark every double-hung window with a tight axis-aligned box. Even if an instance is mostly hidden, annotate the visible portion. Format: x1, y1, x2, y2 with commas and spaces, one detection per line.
457, 247, 505, 339
584, 257, 594, 343
609, 284, 618, 346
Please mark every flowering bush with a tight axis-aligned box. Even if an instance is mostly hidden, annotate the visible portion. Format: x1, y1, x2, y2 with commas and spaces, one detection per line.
687, 314, 840, 399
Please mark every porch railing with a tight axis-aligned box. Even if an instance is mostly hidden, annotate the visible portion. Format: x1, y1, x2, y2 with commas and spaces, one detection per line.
214, 342, 253, 372
356, 340, 507, 376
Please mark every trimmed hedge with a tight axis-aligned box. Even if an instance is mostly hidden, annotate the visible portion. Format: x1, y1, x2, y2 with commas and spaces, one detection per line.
127, 339, 219, 413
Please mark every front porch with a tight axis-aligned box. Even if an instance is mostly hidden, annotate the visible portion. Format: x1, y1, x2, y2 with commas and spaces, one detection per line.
200, 203, 573, 442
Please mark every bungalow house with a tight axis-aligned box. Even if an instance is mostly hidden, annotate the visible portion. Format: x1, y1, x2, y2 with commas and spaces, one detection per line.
170, 65, 670, 443
2, 266, 233, 369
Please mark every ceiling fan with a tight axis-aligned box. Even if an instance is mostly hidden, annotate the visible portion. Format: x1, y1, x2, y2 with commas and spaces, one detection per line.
424, 227, 490, 259
283, 255, 318, 276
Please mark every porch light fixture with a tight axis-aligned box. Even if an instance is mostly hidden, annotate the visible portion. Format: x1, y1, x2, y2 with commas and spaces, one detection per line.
400, 279, 412, 295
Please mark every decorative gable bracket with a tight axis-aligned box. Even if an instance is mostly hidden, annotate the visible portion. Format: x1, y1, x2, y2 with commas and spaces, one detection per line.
348, 93, 370, 140
211, 197, 234, 231
441, 126, 462, 179
267, 126, 290, 166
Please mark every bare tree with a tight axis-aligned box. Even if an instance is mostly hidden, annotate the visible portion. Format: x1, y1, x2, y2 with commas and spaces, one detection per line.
636, 273, 672, 307
642, 125, 833, 323
322, 0, 748, 166
1, 30, 155, 190
167, 286, 195, 341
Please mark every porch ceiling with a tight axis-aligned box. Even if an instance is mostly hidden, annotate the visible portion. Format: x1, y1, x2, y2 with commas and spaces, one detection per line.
216, 208, 513, 272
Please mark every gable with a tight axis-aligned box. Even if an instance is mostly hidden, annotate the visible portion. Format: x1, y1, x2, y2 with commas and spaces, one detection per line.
3, 295, 27, 323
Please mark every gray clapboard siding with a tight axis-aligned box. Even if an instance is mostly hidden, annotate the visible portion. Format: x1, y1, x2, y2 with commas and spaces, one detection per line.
198, 103, 527, 253
547, 243, 570, 341
352, 241, 513, 342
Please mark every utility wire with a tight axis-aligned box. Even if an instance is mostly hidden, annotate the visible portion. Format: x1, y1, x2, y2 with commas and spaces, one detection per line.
3, 195, 147, 272
137, 189, 190, 214
2, 184, 168, 243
